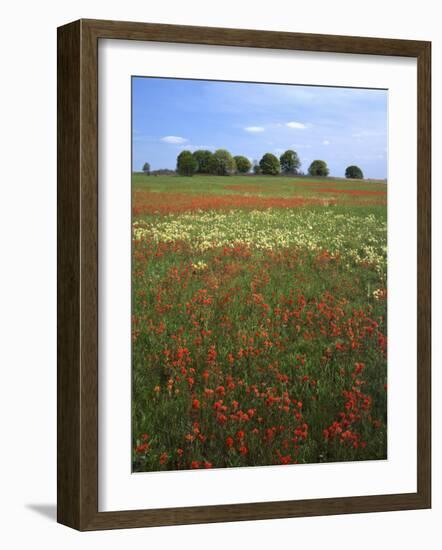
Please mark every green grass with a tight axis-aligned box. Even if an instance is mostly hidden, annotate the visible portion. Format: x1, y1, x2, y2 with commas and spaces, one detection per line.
132, 173, 387, 197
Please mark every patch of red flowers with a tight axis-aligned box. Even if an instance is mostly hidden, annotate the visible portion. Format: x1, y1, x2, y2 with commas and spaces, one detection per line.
132, 191, 334, 215
317, 188, 387, 196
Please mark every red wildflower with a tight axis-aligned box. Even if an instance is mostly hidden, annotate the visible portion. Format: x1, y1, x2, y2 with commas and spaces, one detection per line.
135, 443, 149, 453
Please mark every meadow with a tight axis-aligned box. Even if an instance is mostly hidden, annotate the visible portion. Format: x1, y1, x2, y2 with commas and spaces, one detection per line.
132, 174, 387, 471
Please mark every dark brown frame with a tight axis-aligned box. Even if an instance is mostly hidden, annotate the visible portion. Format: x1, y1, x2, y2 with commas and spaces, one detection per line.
57, 18, 431, 531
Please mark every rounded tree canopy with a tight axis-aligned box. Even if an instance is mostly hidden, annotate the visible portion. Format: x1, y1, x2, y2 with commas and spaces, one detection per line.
259, 153, 280, 175
142, 162, 150, 174
192, 149, 213, 173
279, 150, 301, 174
345, 165, 364, 179
234, 155, 252, 174
208, 149, 236, 175
308, 159, 329, 177
177, 150, 197, 176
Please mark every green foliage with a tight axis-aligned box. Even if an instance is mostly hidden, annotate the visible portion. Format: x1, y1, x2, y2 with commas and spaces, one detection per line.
176, 150, 197, 176
234, 155, 252, 174
308, 159, 329, 177
208, 149, 236, 175
345, 165, 364, 179
192, 150, 214, 173
279, 149, 301, 174
259, 153, 280, 175
142, 162, 150, 175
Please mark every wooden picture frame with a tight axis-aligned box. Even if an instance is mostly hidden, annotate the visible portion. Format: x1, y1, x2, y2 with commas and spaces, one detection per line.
57, 18, 431, 531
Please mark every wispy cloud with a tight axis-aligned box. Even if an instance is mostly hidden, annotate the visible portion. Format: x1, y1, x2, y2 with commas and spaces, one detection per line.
161, 135, 188, 144
291, 143, 312, 149
244, 126, 265, 133
354, 153, 385, 160
351, 130, 385, 138
323, 140, 330, 145
286, 121, 308, 129
178, 144, 215, 151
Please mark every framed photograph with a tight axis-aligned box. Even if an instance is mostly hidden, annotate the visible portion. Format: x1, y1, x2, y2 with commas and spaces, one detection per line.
57, 19, 431, 530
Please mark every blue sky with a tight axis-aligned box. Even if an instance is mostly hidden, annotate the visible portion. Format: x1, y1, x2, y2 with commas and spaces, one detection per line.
132, 77, 388, 179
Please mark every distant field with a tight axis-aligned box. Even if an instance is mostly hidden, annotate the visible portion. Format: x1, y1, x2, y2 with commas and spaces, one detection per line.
132, 173, 387, 198
132, 174, 387, 472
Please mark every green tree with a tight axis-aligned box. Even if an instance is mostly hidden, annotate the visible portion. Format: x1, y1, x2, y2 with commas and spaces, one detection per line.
279, 150, 301, 174
177, 150, 197, 176
234, 155, 252, 174
142, 162, 150, 175
192, 150, 213, 173
308, 159, 329, 177
208, 149, 236, 175
345, 165, 364, 179
259, 153, 280, 175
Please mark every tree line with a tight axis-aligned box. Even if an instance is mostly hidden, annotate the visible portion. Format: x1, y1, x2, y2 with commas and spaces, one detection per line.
142, 149, 364, 179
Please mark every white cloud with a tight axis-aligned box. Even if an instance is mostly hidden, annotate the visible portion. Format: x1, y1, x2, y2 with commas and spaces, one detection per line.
286, 121, 307, 129
182, 144, 215, 151
244, 126, 265, 133
323, 140, 330, 145
161, 135, 188, 144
